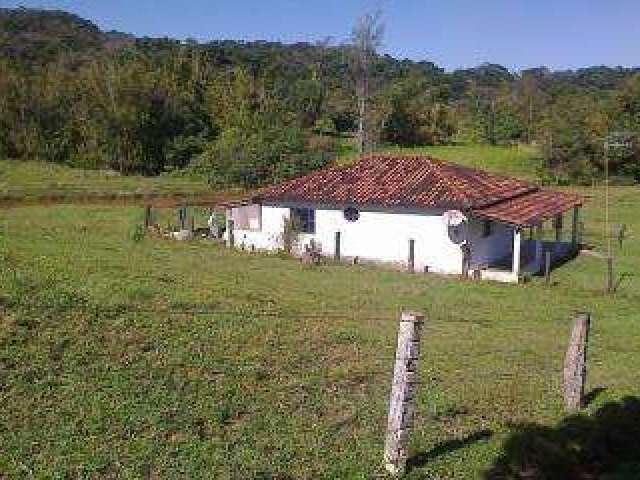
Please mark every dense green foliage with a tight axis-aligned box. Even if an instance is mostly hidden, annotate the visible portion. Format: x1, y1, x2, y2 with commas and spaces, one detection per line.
1, 8, 640, 184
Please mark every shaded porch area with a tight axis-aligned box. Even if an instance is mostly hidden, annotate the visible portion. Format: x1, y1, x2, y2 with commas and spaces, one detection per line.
469, 189, 583, 283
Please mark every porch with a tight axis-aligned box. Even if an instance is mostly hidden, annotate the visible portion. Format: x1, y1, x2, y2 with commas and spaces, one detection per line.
469, 191, 583, 283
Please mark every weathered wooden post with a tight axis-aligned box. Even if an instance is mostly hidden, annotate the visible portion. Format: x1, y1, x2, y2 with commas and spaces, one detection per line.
190, 216, 195, 233
545, 250, 552, 286
335, 231, 341, 262
408, 239, 415, 273
571, 206, 579, 249
227, 219, 235, 248
461, 244, 470, 279
554, 214, 563, 242
144, 205, 152, 228
384, 311, 424, 476
563, 312, 591, 412
606, 256, 614, 293
178, 206, 187, 230
617, 224, 626, 249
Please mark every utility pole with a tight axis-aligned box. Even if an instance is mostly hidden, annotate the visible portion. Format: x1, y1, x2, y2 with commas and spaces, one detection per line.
604, 131, 633, 258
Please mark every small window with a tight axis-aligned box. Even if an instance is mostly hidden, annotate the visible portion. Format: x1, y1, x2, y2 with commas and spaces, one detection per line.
290, 207, 315, 234
231, 204, 262, 231
482, 220, 492, 238
343, 207, 360, 222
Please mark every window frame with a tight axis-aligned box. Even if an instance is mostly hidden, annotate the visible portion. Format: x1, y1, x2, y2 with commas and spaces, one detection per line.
231, 204, 262, 232
290, 207, 316, 234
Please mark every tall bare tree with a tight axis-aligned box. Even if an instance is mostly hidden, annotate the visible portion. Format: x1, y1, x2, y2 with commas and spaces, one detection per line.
349, 11, 384, 154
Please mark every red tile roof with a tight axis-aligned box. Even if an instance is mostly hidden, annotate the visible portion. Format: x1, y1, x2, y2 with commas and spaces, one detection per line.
256, 155, 536, 210
252, 155, 583, 226
472, 189, 582, 227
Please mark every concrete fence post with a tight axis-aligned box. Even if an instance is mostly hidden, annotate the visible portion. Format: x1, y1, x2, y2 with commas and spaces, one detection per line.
563, 312, 591, 412
384, 311, 424, 476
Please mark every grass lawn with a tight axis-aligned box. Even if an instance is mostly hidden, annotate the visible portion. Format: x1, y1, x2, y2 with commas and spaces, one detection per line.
1, 179, 638, 478
0, 159, 215, 202
338, 144, 542, 180
3, 144, 540, 205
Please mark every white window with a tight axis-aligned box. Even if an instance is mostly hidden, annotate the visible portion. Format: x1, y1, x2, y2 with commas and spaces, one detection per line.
231, 204, 262, 231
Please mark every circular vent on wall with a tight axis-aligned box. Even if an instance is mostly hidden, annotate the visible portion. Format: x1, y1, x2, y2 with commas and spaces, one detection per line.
343, 207, 360, 222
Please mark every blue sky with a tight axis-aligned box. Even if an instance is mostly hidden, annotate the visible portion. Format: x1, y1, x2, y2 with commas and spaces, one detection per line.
3, 0, 639, 71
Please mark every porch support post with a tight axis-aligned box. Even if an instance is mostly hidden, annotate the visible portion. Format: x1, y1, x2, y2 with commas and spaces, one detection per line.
535, 234, 544, 272
554, 214, 563, 242
571, 206, 580, 249
512, 227, 522, 278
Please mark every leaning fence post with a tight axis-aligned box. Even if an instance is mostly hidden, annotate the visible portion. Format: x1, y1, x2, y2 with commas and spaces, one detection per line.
563, 312, 591, 412
335, 231, 341, 262
408, 239, 415, 273
384, 311, 424, 476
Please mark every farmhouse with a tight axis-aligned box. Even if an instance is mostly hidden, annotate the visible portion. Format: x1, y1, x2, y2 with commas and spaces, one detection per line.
225, 155, 583, 282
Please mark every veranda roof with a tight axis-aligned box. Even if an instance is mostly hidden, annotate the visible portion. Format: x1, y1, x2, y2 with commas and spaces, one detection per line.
472, 189, 582, 227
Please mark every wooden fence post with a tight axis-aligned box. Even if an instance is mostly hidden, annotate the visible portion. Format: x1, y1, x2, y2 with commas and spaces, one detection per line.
178, 206, 187, 230
545, 250, 552, 286
227, 219, 235, 248
335, 231, 341, 262
563, 312, 591, 412
606, 256, 614, 293
408, 239, 415, 273
617, 224, 626, 249
461, 244, 470, 279
144, 205, 152, 229
384, 311, 424, 476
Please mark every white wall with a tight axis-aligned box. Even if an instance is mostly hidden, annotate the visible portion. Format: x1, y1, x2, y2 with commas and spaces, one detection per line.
230, 205, 289, 251
230, 204, 464, 274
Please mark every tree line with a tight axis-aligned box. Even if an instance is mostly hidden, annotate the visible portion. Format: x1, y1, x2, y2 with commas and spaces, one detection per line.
1, 8, 639, 186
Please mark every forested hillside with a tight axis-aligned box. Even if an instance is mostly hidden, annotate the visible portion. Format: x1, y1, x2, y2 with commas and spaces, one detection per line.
1, 7, 639, 186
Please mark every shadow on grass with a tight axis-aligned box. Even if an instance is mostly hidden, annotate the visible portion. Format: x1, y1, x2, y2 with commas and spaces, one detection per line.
485, 396, 640, 479
583, 387, 607, 407
407, 429, 493, 470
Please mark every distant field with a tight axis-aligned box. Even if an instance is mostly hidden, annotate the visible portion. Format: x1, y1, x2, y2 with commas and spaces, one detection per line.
339, 144, 542, 180
0, 160, 214, 202
2, 145, 541, 206
1, 182, 638, 478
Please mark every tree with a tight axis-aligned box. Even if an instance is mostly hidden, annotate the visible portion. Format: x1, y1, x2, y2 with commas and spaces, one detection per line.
349, 11, 384, 154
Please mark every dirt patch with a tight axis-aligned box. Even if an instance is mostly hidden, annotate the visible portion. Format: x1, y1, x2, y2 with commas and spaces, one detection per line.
0, 191, 247, 209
